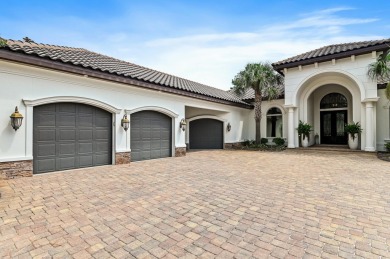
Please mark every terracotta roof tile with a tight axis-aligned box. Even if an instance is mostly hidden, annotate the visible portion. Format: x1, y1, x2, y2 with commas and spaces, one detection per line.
273, 38, 390, 69
3, 39, 247, 105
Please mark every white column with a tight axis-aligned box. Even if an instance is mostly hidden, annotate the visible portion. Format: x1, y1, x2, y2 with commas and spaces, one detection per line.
288, 107, 295, 148
365, 102, 375, 151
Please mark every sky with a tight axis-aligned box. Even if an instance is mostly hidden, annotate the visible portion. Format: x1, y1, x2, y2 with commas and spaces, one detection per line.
1, 0, 389, 90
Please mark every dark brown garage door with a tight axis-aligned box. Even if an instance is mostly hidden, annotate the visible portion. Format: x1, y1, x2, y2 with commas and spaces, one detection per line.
131, 111, 172, 161
189, 119, 223, 149
33, 103, 112, 174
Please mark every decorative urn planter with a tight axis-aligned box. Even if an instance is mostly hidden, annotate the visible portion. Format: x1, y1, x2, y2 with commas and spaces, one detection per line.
301, 135, 309, 148
348, 133, 359, 150
345, 122, 362, 150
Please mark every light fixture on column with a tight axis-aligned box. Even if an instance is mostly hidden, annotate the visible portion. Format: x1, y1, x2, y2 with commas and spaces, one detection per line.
121, 114, 130, 131
227, 122, 231, 132
10, 106, 24, 131
180, 119, 187, 131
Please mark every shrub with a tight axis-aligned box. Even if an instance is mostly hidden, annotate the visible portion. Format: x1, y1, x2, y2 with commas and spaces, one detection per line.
0, 37, 7, 47
385, 142, 390, 152
272, 137, 285, 146
260, 138, 268, 144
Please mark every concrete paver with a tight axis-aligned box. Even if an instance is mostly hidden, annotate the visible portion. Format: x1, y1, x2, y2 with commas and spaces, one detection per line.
1, 150, 389, 258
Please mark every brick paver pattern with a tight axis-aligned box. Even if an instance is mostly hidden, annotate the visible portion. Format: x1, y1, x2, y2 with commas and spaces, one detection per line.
1, 150, 390, 258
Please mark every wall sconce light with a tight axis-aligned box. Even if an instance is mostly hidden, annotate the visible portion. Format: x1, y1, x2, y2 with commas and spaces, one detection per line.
10, 106, 24, 131
227, 122, 231, 132
180, 118, 187, 131
121, 114, 130, 131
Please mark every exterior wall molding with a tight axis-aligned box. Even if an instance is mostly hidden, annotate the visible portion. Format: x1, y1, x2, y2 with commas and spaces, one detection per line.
125, 106, 179, 118
362, 97, 380, 103
292, 69, 366, 106
186, 115, 227, 123
23, 96, 121, 114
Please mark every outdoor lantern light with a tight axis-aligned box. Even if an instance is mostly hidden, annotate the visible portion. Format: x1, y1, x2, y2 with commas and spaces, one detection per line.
121, 114, 130, 131
227, 122, 231, 132
10, 106, 24, 131
180, 118, 187, 131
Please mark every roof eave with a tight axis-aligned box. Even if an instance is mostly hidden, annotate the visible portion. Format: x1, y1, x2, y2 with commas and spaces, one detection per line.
0, 49, 252, 109
272, 43, 390, 71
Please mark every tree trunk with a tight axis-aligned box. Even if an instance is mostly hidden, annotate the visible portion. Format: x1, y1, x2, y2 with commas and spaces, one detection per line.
254, 90, 262, 144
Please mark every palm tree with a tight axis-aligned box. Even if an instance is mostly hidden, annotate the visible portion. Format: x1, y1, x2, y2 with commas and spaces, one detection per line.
368, 49, 390, 100
232, 62, 284, 144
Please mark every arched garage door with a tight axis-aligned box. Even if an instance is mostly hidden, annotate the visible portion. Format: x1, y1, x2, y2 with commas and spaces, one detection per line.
33, 103, 112, 174
131, 111, 172, 161
189, 119, 223, 149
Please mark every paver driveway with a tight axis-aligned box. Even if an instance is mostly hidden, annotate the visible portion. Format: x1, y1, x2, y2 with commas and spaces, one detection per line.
1, 150, 390, 258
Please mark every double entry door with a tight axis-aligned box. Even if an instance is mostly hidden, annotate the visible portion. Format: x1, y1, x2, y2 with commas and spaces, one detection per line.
320, 110, 348, 145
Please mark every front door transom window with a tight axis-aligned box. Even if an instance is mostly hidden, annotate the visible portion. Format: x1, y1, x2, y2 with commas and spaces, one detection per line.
320, 93, 347, 109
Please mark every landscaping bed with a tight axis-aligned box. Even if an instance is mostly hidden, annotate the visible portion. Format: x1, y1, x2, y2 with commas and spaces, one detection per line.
377, 151, 390, 162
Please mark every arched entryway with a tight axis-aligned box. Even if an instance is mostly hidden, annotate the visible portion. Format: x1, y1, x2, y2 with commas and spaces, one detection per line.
320, 93, 348, 145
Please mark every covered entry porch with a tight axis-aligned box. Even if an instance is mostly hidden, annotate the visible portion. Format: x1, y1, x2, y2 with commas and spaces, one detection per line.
285, 71, 378, 151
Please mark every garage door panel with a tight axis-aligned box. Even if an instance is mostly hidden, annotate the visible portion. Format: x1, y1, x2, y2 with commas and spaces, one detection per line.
35, 114, 56, 126
95, 129, 110, 140
78, 116, 93, 127
79, 155, 93, 167
79, 143, 93, 154
34, 103, 112, 174
58, 143, 76, 156
94, 154, 110, 165
95, 116, 111, 127
58, 103, 76, 113
131, 111, 172, 162
189, 119, 223, 149
58, 129, 76, 141
37, 144, 56, 157
35, 159, 56, 173
57, 114, 76, 126
95, 142, 110, 152
36, 129, 56, 142
79, 129, 93, 140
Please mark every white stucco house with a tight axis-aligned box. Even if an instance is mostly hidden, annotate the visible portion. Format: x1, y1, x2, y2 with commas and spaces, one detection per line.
0, 38, 389, 179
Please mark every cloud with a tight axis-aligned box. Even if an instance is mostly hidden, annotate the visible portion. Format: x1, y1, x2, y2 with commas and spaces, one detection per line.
116, 7, 381, 89
1, 5, 384, 90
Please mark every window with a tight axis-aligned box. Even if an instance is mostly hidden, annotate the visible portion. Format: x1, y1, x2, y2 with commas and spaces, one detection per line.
320, 93, 347, 109
266, 108, 283, 137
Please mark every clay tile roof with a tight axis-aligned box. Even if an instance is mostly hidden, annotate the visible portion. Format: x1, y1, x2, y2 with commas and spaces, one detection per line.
3, 39, 248, 106
272, 38, 390, 69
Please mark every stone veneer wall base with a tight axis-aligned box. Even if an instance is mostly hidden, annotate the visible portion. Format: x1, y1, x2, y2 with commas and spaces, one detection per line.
0, 160, 33, 180
175, 147, 186, 157
115, 152, 131, 164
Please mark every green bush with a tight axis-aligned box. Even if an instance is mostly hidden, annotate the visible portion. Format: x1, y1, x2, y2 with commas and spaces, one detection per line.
243, 139, 255, 147
260, 138, 268, 144
345, 122, 362, 141
0, 37, 7, 47
385, 142, 390, 152
272, 137, 285, 146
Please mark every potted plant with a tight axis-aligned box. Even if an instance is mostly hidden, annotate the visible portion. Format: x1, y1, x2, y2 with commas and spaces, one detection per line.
297, 120, 312, 148
344, 122, 362, 150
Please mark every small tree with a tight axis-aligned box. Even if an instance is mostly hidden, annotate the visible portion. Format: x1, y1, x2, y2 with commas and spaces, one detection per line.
231, 62, 284, 144
368, 48, 390, 100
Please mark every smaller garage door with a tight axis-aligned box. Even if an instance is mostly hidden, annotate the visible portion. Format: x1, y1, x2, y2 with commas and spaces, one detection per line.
189, 119, 223, 149
131, 111, 172, 161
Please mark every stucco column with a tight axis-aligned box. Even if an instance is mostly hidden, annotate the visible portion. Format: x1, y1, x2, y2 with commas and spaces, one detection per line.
287, 107, 295, 148
364, 101, 375, 152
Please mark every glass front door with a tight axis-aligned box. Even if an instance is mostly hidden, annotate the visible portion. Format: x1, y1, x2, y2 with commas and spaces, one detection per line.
320, 110, 348, 145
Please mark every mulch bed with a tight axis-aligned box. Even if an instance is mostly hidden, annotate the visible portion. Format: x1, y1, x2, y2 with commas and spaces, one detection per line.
377, 152, 390, 162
